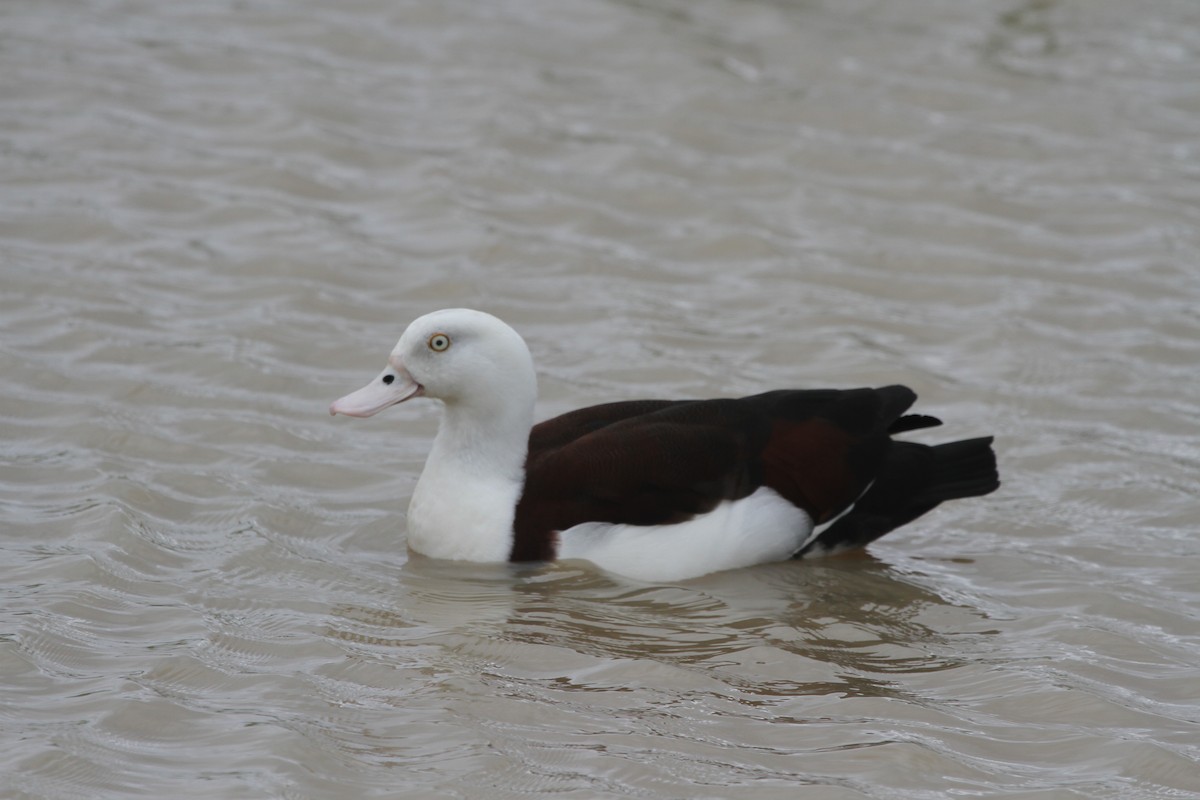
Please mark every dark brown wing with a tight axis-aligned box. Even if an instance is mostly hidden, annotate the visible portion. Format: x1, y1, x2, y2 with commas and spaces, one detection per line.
527, 399, 687, 453
510, 387, 923, 560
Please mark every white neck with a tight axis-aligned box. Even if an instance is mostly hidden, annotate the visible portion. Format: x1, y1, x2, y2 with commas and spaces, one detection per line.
404, 393, 534, 562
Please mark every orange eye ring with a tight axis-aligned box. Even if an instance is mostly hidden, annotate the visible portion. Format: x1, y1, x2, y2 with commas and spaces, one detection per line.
427, 333, 451, 352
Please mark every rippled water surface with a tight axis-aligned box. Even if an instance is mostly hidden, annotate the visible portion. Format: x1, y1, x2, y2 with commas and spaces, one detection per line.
4, 1, 1200, 797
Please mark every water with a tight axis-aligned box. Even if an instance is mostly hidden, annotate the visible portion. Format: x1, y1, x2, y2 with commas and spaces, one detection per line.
3, 0, 1200, 797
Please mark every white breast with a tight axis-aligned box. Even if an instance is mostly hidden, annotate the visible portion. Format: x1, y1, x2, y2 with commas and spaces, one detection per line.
555, 487, 815, 582
405, 463, 519, 562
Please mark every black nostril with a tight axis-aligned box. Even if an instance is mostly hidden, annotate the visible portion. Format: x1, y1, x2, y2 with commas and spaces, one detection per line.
382, 374, 395, 385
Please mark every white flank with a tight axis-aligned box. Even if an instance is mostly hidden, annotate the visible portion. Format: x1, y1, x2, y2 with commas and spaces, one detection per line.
556, 487, 814, 582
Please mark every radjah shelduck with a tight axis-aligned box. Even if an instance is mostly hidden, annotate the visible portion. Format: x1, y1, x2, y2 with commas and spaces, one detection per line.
331, 309, 999, 582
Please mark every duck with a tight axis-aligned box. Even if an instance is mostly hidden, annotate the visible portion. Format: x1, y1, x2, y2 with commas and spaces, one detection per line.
330, 308, 999, 582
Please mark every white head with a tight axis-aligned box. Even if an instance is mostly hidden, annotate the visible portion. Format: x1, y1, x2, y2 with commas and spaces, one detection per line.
332, 309, 537, 563
329, 308, 537, 421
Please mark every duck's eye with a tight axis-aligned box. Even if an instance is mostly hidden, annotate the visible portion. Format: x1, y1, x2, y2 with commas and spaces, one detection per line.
427, 333, 451, 352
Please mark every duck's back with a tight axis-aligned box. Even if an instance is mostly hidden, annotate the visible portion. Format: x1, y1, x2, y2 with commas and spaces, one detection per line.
510, 385, 993, 570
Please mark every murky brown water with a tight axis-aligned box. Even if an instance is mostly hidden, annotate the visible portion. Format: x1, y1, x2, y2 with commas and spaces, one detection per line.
4, 0, 1200, 797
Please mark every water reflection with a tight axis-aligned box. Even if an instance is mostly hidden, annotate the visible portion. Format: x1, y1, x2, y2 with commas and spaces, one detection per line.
326, 554, 986, 703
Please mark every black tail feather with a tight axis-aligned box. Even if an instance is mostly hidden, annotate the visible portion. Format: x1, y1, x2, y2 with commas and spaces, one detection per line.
797, 436, 998, 558
922, 436, 1001, 503
889, 414, 942, 434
